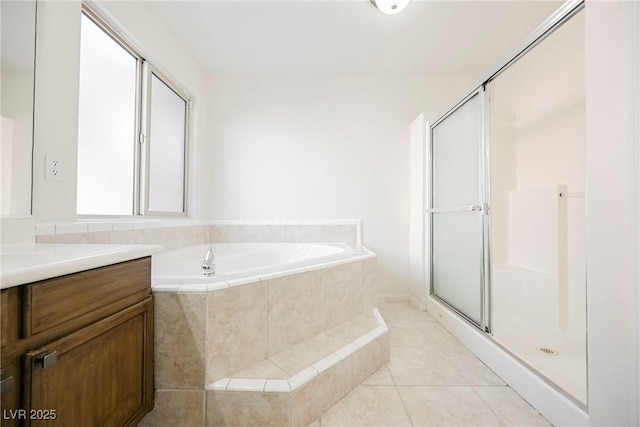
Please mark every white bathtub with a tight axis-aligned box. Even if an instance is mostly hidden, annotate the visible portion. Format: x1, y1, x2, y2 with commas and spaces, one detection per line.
152, 242, 373, 290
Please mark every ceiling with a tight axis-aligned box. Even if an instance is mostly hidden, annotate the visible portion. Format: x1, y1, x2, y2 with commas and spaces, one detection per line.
149, 0, 563, 77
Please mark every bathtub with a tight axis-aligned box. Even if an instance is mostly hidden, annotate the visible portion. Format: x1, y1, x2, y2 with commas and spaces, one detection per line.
151, 242, 374, 290
150, 241, 379, 425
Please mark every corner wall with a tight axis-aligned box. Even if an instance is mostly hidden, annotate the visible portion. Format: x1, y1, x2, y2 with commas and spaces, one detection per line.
204, 75, 472, 296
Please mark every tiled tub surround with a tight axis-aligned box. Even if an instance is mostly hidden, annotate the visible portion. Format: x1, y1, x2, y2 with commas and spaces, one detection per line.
34, 219, 360, 250
35, 222, 210, 250
144, 253, 384, 427
152, 255, 377, 383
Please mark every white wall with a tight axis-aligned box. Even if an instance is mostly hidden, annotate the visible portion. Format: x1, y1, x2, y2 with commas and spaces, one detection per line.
516, 104, 585, 191
585, 1, 640, 425
32, 0, 82, 222
31, 0, 210, 222
205, 76, 471, 295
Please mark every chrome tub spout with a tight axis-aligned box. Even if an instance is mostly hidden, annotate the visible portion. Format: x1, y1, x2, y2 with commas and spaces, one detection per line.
201, 245, 216, 276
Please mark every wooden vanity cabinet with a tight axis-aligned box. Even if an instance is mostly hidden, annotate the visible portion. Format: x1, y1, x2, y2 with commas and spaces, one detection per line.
0, 257, 154, 427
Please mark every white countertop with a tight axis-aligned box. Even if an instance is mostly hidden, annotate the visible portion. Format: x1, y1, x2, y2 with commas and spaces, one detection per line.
0, 243, 164, 289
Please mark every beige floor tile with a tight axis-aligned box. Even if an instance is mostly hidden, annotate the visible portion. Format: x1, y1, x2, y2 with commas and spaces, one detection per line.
377, 300, 437, 324
398, 386, 504, 426
362, 365, 394, 386
321, 385, 412, 427
474, 386, 551, 426
454, 356, 506, 386
388, 346, 467, 386
387, 319, 455, 347
387, 322, 433, 347
435, 336, 477, 358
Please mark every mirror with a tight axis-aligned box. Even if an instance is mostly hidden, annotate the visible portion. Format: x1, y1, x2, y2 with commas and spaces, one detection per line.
1, 0, 37, 217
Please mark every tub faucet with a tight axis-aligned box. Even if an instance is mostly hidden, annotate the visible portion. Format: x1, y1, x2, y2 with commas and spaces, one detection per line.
201, 245, 216, 276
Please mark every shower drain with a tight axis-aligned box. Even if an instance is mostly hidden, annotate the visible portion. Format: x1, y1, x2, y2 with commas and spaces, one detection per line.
535, 346, 559, 356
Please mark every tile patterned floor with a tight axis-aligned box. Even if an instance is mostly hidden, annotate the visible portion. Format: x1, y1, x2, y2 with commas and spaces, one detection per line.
311, 300, 552, 427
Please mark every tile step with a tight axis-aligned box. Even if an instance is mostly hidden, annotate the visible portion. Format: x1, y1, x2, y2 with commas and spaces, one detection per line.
204, 308, 390, 426
207, 307, 388, 393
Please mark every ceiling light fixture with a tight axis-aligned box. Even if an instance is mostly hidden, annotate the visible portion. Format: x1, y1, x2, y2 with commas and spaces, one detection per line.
370, 0, 410, 15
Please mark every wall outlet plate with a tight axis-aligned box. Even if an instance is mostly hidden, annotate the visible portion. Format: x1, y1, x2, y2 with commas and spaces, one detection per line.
45, 153, 63, 181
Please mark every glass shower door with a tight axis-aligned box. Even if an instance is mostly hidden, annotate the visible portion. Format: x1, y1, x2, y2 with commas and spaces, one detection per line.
429, 90, 486, 327
487, 9, 586, 403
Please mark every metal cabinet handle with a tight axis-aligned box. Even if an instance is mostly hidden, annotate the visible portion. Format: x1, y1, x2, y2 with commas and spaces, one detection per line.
36, 351, 58, 369
0, 376, 13, 393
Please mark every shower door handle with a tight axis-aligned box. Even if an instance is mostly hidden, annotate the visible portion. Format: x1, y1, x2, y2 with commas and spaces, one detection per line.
472, 203, 490, 213
426, 205, 483, 213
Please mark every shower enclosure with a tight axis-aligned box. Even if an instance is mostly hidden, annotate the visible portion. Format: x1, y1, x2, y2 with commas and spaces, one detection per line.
427, 2, 586, 405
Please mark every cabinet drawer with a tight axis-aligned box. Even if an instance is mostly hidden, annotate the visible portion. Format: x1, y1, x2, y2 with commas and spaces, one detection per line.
23, 258, 151, 336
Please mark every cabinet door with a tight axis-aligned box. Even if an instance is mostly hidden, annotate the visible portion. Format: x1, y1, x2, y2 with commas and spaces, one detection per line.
23, 297, 153, 427
1, 359, 21, 427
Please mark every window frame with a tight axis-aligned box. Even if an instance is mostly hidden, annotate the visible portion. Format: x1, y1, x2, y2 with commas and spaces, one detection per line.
141, 64, 190, 217
77, 3, 190, 218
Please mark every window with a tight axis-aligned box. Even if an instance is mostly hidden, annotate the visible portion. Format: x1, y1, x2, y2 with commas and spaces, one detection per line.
77, 7, 189, 216
146, 73, 187, 213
